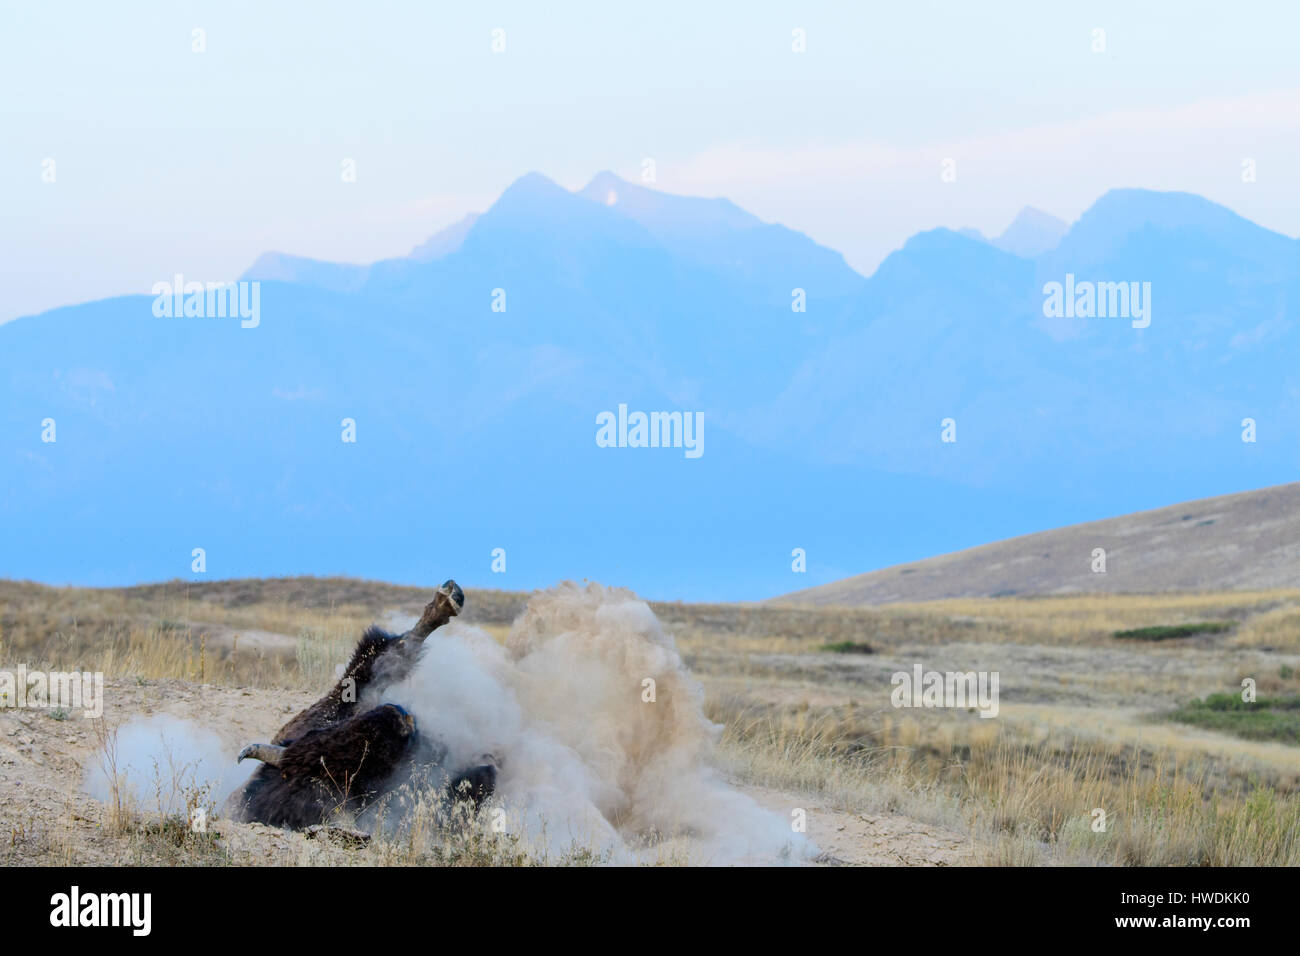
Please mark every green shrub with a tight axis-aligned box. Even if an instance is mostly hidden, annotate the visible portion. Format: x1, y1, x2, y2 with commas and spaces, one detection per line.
1165, 693, 1300, 744
819, 641, 874, 654
1113, 622, 1233, 641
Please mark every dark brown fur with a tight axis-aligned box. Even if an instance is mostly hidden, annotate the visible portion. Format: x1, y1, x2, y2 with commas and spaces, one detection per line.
228, 580, 498, 830
271, 626, 412, 745
238, 704, 417, 829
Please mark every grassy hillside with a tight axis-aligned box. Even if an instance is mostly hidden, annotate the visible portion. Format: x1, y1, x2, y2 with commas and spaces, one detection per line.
780, 482, 1300, 606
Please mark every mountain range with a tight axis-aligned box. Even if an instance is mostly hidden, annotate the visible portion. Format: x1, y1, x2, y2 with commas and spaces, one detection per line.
2, 172, 1297, 600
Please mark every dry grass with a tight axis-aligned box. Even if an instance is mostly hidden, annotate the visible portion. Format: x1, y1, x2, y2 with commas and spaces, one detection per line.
5, 576, 1300, 865
0, 581, 317, 688
710, 698, 1300, 865
749, 590, 1300, 652
1232, 602, 1300, 652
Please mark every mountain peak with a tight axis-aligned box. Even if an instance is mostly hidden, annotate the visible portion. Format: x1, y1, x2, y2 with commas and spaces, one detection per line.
582, 170, 628, 204
577, 170, 646, 207
1078, 188, 1298, 243
1089, 187, 1216, 216
497, 171, 570, 202
990, 206, 1069, 258
474, 171, 595, 230
1047, 188, 1299, 273
577, 173, 762, 237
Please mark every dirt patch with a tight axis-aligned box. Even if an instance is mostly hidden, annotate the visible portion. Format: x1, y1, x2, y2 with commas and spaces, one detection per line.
0, 677, 971, 866
745, 785, 973, 866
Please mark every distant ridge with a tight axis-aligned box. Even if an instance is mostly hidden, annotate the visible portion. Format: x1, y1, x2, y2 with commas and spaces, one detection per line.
408, 212, 480, 261
240, 252, 369, 292
777, 483, 1300, 605
990, 206, 1069, 258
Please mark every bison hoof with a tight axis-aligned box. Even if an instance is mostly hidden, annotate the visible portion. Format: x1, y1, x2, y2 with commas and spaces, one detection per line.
440, 579, 465, 614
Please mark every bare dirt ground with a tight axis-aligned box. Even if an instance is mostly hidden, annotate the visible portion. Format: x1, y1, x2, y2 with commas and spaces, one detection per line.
0, 676, 972, 867
6, 575, 1299, 866
744, 785, 972, 866
0, 678, 335, 866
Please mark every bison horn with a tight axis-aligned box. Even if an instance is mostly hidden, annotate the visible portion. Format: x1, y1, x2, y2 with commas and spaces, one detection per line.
237, 742, 286, 766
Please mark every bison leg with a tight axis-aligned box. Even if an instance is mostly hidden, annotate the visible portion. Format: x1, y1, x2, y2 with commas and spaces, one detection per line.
406, 580, 465, 640
269, 579, 464, 746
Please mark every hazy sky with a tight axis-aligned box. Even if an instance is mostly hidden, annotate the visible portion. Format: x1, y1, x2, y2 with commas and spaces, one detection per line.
3, 0, 1299, 322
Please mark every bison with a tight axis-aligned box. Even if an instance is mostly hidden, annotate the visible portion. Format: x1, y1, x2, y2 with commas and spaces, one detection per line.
228, 579, 498, 830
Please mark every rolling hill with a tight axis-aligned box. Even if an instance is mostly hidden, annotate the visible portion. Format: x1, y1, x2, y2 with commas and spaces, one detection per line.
778, 482, 1300, 605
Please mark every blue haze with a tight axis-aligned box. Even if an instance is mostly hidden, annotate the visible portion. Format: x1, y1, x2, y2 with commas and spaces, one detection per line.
2, 174, 1297, 600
